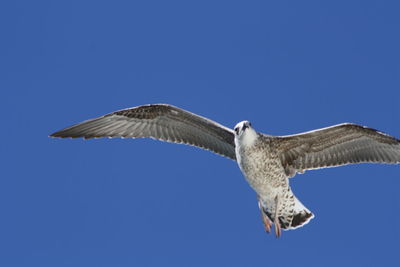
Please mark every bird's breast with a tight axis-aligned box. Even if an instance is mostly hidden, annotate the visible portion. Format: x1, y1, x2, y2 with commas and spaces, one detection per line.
236, 140, 287, 196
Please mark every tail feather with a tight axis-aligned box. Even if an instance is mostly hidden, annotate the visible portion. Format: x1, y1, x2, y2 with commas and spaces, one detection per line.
290, 209, 314, 229
261, 195, 314, 230
288, 196, 314, 230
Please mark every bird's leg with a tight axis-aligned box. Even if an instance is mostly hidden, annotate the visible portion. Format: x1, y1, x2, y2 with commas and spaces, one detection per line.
261, 209, 272, 234
274, 196, 281, 238
258, 199, 271, 233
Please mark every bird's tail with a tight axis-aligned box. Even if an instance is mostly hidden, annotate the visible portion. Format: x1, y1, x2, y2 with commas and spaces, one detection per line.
287, 196, 314, 230
260, 194, 314, 230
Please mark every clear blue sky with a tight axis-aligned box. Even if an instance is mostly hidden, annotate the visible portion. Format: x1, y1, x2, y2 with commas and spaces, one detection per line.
1, 1, 399, 266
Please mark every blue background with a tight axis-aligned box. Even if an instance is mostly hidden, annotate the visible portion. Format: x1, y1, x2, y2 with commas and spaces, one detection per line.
1, 1, 399, 266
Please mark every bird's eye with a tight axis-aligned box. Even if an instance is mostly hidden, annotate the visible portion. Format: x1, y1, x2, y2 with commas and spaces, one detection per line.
234, 127, 239, 134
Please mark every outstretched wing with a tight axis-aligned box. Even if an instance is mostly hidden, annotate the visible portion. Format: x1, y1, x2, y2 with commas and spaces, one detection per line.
276, 123, 400, 177
50, 104, 236, 160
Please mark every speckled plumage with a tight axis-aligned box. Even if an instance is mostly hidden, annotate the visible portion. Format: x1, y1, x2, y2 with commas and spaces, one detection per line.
50, 104, 400, 237
235, 126, 313, 234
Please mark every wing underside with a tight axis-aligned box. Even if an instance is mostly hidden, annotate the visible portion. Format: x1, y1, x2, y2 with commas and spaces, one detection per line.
276, 123, 400, 177
50, 104, 236, 160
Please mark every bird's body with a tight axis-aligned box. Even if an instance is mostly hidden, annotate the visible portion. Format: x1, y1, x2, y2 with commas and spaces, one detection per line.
50, 104, 400, 237
235, 123, 313, 236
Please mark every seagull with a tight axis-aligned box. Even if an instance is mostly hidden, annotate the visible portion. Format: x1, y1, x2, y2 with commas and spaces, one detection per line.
50, 104, 400, 237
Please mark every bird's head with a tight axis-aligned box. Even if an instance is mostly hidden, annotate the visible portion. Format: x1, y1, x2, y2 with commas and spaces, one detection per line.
234, 121, 258, 147
234, 121, 252, 136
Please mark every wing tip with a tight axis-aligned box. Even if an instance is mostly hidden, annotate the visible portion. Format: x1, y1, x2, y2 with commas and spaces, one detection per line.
49, 131, 64, 138
49, 130, 88, 139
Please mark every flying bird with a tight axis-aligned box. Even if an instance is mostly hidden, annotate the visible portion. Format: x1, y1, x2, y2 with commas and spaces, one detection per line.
50, 104, 400, 237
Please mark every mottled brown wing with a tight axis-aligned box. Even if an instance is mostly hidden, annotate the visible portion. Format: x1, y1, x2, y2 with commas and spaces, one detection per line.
275, 123, 400, 177
50, 104, 236, 160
